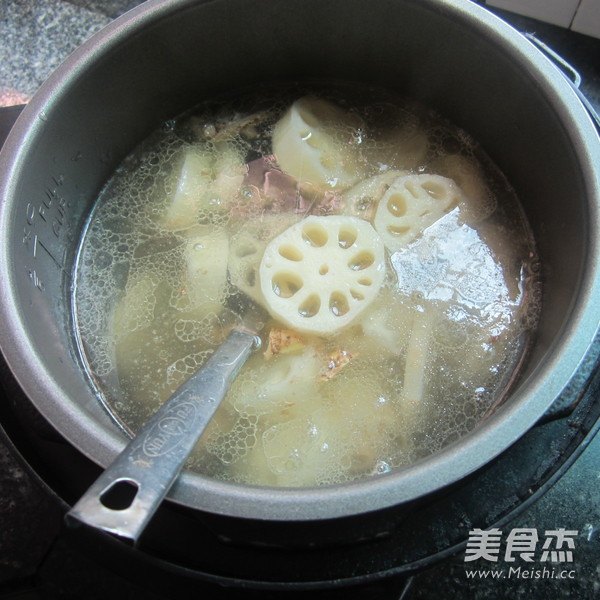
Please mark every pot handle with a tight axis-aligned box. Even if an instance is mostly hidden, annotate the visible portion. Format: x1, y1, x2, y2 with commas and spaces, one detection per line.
65, 329, 258, 544
522, 34, 600, 424
524, 33, 600, 131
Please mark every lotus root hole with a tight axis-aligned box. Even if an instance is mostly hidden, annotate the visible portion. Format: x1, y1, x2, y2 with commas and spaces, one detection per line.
298, 294, 321, 318
338, 226, 358, 249
245, 268, 256, 287
299, 106, 319, 128
387, 194, 408, 217
422, 180, 447, 200
279, 244, 304, 261
348, 250, 375, 271
272, 272, 303, 298
387, 225, 411, 236
329, 292, 350, 316
302, 224, 328, 247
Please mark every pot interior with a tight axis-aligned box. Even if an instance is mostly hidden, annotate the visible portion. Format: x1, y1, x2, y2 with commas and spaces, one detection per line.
1, 0, 599, 521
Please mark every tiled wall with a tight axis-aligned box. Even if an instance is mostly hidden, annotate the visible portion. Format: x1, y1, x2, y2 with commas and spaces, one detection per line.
487, 0, 600, 38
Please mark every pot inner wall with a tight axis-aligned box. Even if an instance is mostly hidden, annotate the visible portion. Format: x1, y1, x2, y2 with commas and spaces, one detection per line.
0, 0, 598, 520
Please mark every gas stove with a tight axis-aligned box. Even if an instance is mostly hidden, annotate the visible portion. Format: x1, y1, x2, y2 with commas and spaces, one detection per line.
0, 2, 599, 598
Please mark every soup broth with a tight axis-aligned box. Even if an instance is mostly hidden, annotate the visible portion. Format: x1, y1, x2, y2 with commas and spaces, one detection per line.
73, 83, 541, 487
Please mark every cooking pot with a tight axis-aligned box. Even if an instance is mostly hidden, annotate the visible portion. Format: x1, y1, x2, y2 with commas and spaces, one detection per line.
0, 0, 599, 541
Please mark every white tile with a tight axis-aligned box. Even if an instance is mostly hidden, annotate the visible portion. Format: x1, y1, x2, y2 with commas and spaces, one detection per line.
571, 0, 600, 38
487, 0, 581, 27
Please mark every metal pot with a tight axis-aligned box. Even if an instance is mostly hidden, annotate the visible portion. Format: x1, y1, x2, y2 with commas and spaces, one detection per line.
0, 0, 599, 535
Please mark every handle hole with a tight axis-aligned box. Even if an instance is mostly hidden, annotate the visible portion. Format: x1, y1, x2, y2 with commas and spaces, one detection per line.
100, 479, 139, 511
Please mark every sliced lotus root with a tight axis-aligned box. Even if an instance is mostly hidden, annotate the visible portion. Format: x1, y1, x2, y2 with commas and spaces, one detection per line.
429, 154, 496, 225
228, 214, 301, 305
373, 173, 463, 251
272, 96, 362, 190
259, 216, 385, 334
162, 146, 245, 231
342, 170, 407, 221
162, 149, 213, 230
184, 228, 229, 306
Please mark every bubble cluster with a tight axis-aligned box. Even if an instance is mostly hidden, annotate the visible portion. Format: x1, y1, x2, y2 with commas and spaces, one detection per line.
204, 411, 259, 465
166, 349, 214, 387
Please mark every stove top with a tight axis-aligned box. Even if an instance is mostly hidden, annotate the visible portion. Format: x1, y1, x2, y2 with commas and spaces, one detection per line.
0, 2, 599, 598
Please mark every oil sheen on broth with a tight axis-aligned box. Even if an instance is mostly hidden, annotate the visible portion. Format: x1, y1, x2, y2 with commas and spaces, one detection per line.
73, 84, 541, 488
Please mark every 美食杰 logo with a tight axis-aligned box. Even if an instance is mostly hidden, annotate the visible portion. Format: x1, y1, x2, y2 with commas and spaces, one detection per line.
463, 528, 579, 580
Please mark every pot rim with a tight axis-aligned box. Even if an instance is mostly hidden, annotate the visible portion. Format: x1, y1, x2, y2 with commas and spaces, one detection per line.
1, 0, 599, 522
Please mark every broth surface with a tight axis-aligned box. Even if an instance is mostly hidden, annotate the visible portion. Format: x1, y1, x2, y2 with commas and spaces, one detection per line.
73, 83, 541, 487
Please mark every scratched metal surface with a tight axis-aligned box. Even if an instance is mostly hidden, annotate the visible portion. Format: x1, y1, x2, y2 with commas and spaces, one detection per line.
0, 1, 599, 598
